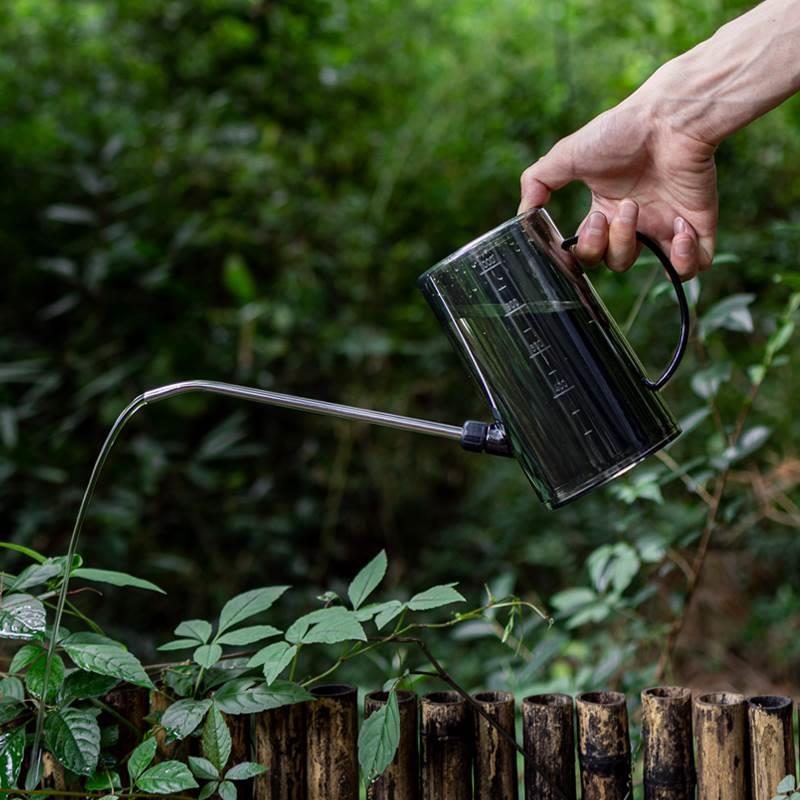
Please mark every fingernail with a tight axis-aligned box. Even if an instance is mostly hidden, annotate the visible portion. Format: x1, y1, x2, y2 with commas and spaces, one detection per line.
674, 217, 687, 234
618, 199, 637, 224
675, 237, 693, 258
588, 211, 605, 235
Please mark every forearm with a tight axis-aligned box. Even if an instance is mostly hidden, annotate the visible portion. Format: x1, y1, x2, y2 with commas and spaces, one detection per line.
631, 0, 800, 145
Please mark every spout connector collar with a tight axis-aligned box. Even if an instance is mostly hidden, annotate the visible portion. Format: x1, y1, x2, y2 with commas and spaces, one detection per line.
460, 420, 513, 457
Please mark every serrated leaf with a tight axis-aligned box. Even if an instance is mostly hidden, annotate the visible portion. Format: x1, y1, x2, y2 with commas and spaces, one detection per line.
202, 705, 232, 773
61, 638, 154, 689
225, 762, 268, 780
347, 550, 387, 610
285, 606, 366, 645
216, 625, 282, 647
248, 642, 296, 684
175, 619, 212, 643
25, 651, 64, 702
189, 756, 220, 780
0, 677, 25, 701
0, 726, 25, 789
164, 664, 197, 698
9, 643, 41, 674
214, 679, 313, 715
199, 781, 220, 800
219, 779, 237, 800
127, 737, 157, 783
778, 775, 796, 793
44, 707, 101, 776
136, 760, 198, 794
0, 593, 46, 640
195, 643, 223, 669
218, 587, 289, 634
374, 601, 405, 630
158, 638, 201, 652
358, 689, 400, 783
72, 568, 165, 594
161, 699, 212, 740
407, 584, 465, 611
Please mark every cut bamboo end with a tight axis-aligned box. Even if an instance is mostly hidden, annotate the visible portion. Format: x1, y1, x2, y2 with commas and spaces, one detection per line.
307, 683, 358, 800
472, 690, 517, 800
748, 695, 796, 800
641, 686, 695, 800
522, 693, 576, 800
576, 691, 632, 800
365, 690, 419, 800
253, 700, 307, 800
421, 691, 472, 800
695, 692, 749, 800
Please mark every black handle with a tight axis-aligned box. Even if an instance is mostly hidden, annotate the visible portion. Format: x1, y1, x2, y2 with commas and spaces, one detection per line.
560, 230, 690, 390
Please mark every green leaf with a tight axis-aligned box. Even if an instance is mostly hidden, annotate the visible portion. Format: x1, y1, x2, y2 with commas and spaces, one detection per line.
777, 775, 796, 793
588, 544, 640, 596
223, 253, 257, 303
158, 638, 201, 652
72, 567, 166, 594
175, 619, 213, 643
0, 542, 46, 563
0, 593, 46, 640
195, 643, 223, 669
225, 762, 268, 780
407, 583, 465, 611
358, 689, 400, 783
199, 781, 220, 800
100, 724, 119, 748
216, 625, 282, 647
202, 704, 232, 773
566, 601, 611, 628
347, 550, 387, 610
189, 756, 220, 781
127, 737, 157, 783
0, 677, 25, 701
9, 557, 69, 592
136, 761, 199, 794
712, 425, 772, 470
700, 293, 755, 338
9, 643, 41, 674
214, 679, 313, 715
285, 606, 366, 645
374, 601, 405, 630
218, 586, 289, 635
766, 320, 795, 358
61, 638, 154, 689
691, 362, 732, 400
44, 707, 101, 776
0, 699, 24, 726
85, 769, 121, 791
550, 587, 596, 613
25, 651, 65, 702
0, 726, 25, 789
161, 699, 212, 740
219, 779, 237, 800
248, 642, 297, 685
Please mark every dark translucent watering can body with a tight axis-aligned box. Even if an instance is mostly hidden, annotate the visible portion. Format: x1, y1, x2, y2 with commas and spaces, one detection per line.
418, 208, 688, 509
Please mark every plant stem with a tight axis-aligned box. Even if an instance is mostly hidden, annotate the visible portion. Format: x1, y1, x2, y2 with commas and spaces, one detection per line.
90, 698, 140, 735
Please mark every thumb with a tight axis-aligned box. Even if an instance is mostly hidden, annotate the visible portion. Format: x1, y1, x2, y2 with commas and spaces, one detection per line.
518, 139, 576, 213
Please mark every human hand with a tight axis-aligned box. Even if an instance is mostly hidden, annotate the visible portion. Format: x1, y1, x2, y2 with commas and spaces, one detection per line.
519, 99, 718, 279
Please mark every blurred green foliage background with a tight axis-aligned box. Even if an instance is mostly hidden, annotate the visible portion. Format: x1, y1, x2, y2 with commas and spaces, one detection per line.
3, 0, 800, 698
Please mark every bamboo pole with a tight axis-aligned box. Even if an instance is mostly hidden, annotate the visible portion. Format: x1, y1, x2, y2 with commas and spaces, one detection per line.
421, 691, 472, 800
748, 695, 795, 800
694, 692, 749, 800
641, 686, 695, 800
472, 691, 517, 800
306, 683, 358, 800
365, 690, 419, 800
576, 691, 631, 800
253, 700, 307, 800
522, 693, 576, 800
227, 713, 252, 800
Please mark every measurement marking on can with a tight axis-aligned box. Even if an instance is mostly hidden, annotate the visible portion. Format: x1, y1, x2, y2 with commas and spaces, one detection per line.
479, 264, 497, 275
528, 345, 551, 358
571, 409, 580, 416
553, 386, 574, 399
583, 429, 594, 436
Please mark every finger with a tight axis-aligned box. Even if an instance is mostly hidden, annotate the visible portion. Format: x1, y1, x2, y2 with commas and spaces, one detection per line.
574, 211, 608, 267
698, 234, 715, 272
519, 139, 576, 213
606, 199, 639, 272
670, 217, 699, 279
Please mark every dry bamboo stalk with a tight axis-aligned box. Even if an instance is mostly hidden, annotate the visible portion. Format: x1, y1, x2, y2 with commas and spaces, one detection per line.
227, 713, 252, 800
748, 695, 795, 800
365, 690, 419, 800
421, 691, 472, 800
641, 686, 695, 800
472, 691, 517, 800
253, 700, 307, 800
694, 692, 749, 800
576, 691, 632, 800
522, 693, 576, 800
306, 683, 358, 800
105, 685, 149, 761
